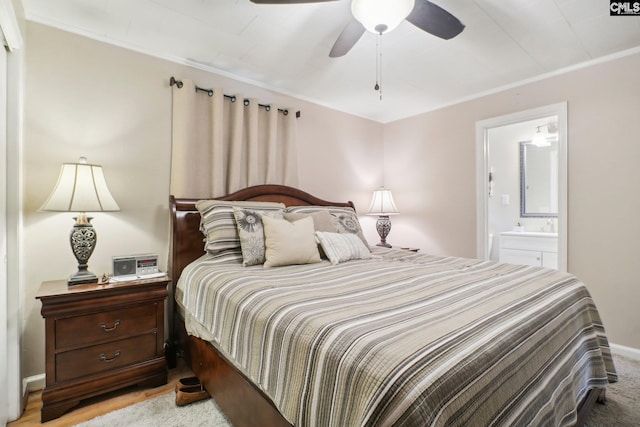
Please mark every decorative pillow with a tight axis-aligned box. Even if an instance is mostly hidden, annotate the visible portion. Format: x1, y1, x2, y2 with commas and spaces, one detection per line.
233, 207, 284, 266
285, 206, 370, 251
196, 200, 284, 254
315, 231, 373, 265
283, 211, 337, 233
263, 216, 321, 268
284, 211, 336, 260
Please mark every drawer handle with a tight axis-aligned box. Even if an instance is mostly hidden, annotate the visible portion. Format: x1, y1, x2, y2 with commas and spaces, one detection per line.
99, 351, 121, 363
99, 320, 121, 332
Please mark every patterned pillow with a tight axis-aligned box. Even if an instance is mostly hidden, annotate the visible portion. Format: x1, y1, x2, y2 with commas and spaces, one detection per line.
233, 207, 284, 266
195, 200, 285, 254
285, 206, 370, 251
315, 231, 373, 265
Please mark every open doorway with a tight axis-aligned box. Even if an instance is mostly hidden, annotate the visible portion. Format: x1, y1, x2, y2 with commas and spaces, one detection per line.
476, 103, 567, 271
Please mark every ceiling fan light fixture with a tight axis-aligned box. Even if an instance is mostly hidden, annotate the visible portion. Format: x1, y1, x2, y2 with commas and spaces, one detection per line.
351, 0, 415, 34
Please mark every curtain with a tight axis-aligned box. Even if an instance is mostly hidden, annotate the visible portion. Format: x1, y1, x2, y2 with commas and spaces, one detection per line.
170, 79, 298, 198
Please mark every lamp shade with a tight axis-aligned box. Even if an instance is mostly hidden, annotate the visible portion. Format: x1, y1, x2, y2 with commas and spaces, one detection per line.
531, 128, 550, 147
40, 159, 120, 213
367, 187, 399, 215
351, 0, 415, 34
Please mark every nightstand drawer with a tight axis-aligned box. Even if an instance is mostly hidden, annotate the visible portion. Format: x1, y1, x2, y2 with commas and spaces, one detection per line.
55, 333, 158, 382
56, 304, 158, 349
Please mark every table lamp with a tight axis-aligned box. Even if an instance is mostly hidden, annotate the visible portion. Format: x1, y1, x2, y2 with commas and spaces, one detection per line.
367, 187, 399, 247
40, 157, 120, 286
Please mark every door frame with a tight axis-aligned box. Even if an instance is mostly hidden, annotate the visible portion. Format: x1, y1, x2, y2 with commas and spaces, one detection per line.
1, 0, 24, 422
475, 102, 568, 271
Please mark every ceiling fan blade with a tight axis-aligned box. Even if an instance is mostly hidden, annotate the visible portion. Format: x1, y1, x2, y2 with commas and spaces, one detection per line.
250, 0, 337, 4
406, 0, 465, 40
329, 19, 366, 58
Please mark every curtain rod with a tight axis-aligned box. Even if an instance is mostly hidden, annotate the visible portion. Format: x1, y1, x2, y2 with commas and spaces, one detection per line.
170, 77, 300, 119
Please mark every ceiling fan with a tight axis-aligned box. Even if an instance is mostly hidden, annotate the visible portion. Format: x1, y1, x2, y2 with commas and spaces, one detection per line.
249, 0, 465, 57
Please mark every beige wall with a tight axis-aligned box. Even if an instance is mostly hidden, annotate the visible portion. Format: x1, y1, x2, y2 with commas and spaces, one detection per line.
385, 53, 640, 350
20, 21, 639, 380
21, 22, 383, 377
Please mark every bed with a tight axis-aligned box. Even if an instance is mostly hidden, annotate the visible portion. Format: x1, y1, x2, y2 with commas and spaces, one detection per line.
169, 184, 616, 427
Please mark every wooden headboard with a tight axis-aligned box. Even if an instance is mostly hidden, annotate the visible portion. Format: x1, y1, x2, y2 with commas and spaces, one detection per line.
169, 184, 355, 285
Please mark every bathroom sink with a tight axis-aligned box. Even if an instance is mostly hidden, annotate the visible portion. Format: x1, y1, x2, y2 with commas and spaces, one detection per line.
500, 231, 558, 238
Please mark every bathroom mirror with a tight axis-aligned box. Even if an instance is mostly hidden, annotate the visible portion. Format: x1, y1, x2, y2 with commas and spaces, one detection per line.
520, 140, 558, 217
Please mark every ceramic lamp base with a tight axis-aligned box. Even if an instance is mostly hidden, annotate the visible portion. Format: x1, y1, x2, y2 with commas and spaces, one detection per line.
375, 215, 392, 248
68, 215, 98, 286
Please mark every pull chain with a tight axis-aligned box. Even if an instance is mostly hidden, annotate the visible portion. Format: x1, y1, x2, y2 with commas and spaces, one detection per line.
375, 32, 382, 101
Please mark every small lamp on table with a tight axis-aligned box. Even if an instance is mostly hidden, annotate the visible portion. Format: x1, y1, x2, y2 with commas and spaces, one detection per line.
367, 187, 399, 248
40, 157, 120, 286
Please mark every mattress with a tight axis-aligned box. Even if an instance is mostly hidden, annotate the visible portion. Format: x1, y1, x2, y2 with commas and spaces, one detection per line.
176, 248, 617, 427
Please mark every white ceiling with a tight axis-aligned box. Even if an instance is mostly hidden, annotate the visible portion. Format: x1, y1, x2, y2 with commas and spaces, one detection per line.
22, 0, 640, 123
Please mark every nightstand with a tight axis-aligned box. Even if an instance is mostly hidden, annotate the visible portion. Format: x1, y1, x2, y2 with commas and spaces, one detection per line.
36, 276, 170, 422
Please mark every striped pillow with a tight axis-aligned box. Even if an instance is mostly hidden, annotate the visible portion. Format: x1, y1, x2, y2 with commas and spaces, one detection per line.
285, 206, 370, 251
196, 200, 285, 254
315, 231, 372, 265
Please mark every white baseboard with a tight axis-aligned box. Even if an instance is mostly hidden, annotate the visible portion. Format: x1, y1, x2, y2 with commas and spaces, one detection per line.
24, 373, 45, 392
610, 343, 640, 361
22, 373, 45, 409
22, 374, 46, 401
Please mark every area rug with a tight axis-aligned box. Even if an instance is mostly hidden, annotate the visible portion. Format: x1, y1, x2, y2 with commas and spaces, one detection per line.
584, 353, 640, 426
75, 391, 231, 427
77, 354, 638, 426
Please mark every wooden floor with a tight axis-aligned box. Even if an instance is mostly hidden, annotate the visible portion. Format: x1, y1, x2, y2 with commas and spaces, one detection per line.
7, 359, 193, 426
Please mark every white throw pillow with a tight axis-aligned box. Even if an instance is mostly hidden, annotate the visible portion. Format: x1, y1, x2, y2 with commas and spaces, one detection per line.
315, 231, 373, 265
263, 216, 321, 268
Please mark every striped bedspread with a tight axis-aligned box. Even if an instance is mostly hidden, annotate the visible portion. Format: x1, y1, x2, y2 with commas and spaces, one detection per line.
176, 248, 617, 427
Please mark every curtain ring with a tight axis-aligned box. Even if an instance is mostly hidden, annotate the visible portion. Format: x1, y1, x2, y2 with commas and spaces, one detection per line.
230, 95, 236, 102
283, 110, 288, 116
265, 105, 271, 112
243, 99, 250, 106
207, 89, 213, 97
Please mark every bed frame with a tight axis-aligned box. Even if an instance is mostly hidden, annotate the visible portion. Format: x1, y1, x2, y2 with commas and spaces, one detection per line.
168, 184, 601, 427
169, 184, 353, 426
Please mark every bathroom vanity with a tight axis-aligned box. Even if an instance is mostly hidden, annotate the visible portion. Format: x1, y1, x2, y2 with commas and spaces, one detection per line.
499, 231, 558, 269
